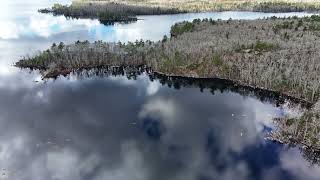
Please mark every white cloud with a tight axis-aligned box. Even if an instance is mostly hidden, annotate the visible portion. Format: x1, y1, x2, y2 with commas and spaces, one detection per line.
0, 14, 101, 40
280, 148, 320, 180
139, 98, 178, 128
0, 21, 20, 39
146, 81, 161, 96
94, 141, 149, 180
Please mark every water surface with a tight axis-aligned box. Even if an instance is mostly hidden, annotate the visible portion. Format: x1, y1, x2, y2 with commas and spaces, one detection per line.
0, 1, 319, 180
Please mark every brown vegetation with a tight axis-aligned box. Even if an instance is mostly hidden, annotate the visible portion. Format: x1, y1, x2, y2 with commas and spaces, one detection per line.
77, 0, 320, 12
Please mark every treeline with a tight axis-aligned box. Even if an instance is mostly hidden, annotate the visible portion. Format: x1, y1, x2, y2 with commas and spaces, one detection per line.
16, 16, 320, 104
16, 40, 151, 70
77, 0, 320, 12
39, 2, 184, 25
251, 2, 320, 12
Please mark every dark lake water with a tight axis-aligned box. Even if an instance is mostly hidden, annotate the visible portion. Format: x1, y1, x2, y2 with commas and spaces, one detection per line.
1, 1, 320, 180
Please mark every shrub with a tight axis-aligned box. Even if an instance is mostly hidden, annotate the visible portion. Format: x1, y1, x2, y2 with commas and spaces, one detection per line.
212, 54, 222, 66
254, 40, 277, 52
311, 15, 320, 22
170, 21, 195, 37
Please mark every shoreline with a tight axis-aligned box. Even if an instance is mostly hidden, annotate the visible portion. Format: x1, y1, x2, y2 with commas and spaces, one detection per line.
38, 1, 320, 25
16, 16, 320, 104
15, 64, 314, 108
152, 70, 313, 107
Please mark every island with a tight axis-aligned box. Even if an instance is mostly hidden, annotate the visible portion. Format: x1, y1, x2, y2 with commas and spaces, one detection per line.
38, 2, 185, 25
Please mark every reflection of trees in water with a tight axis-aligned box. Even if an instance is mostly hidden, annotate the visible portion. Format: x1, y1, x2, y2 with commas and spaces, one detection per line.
63, 67, 320, 165
152, 70, 320, 166
70, 65, 149, 80
301, 147, 320, 165
151, 72, 320, 165
151, 72, 312, 108
70, 66, 311, 108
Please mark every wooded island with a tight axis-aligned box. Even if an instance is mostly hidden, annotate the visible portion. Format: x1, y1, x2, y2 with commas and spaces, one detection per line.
39, 2, 184, 25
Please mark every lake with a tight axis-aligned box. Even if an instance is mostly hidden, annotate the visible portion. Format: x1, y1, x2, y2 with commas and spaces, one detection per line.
0, 0, 319, 180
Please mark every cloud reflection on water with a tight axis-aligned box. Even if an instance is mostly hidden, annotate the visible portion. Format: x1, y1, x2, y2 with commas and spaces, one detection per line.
0, 74, 317, 180
0, 1, 320, 179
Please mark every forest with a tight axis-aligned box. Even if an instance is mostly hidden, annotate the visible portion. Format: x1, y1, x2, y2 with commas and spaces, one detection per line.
39, 2, 184, 24
16, 16, 320, 104
77, 0, 320, 12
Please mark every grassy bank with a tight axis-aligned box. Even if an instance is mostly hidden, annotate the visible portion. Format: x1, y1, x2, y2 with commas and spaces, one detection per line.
39, 2, 184, 25
76, 0, 320, 12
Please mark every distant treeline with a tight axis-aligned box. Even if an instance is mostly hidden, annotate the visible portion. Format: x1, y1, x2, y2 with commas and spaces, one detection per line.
39, 2, 185, 25
75, 0, 320, 13
252, 2, 320, 12
16, 16, 320, 104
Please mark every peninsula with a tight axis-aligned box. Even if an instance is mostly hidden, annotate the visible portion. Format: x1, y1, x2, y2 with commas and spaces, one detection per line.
16, 16, 320, 103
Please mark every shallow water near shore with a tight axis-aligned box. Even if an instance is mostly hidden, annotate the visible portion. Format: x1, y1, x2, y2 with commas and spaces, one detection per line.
1, 0, 320, 180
